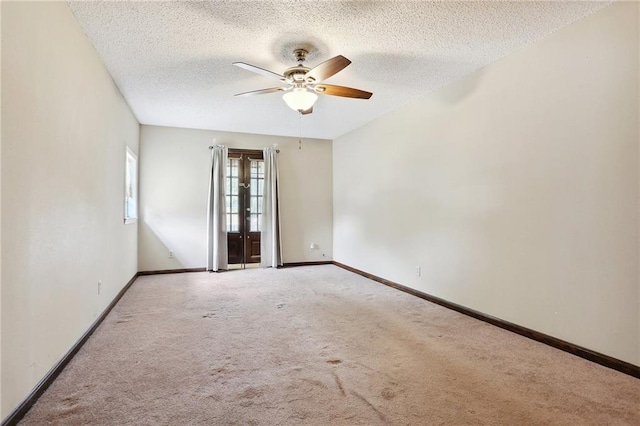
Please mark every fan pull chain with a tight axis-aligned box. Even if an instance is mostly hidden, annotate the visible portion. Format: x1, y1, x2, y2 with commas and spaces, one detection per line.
298, 112, 303, 150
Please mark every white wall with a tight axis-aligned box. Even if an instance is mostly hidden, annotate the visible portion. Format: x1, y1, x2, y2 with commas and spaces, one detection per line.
139, 125, 332, 271
0, 0, 3, 414
334, 2, 639, 365
1, 1, 139, 419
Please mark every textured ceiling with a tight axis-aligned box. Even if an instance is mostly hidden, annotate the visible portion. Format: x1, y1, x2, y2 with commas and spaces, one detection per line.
67, 1, 610, 140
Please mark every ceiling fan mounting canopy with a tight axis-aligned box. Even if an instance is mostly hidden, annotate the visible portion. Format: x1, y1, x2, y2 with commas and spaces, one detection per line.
233, 48, 373, 114
293, 48, 308, 62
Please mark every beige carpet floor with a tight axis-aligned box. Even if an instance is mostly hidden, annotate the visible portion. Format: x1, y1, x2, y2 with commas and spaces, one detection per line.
20, 265, 640, 425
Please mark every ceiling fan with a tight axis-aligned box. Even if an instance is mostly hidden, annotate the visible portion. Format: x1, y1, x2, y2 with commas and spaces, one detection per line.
233, 49, 372, 115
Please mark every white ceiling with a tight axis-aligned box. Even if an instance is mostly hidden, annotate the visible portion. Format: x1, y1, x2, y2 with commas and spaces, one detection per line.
67, 1, 610, 140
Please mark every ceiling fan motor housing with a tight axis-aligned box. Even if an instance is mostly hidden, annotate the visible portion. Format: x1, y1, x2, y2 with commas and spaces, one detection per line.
284, 65, 311, 84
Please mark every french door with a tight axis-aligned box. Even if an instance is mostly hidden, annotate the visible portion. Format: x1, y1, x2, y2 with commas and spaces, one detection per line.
226, 150, 264, 265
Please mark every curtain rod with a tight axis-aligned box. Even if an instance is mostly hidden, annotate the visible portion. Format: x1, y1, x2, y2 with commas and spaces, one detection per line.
209, 146, 279, 153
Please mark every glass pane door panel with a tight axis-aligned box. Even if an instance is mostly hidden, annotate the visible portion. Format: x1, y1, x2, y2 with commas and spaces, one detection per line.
226, 158, 240, 232
249, 160, 264, 232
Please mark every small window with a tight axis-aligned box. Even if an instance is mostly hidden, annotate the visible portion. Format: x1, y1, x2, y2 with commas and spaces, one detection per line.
124, 147, 138, 224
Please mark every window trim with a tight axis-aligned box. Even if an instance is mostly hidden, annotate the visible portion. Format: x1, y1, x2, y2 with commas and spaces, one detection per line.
124, 146, 138, 224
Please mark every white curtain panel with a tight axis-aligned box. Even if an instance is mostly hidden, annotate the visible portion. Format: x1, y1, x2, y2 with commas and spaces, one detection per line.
261, 147, 283, 268
206, 145, 228, 271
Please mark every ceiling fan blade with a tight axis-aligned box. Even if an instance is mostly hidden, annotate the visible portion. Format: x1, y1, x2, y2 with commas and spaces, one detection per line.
314, 84, 372, 99
234, 87, 286, 97
301, 106, 313, 115
233, 62, 285, 80
305, 55, 351, 82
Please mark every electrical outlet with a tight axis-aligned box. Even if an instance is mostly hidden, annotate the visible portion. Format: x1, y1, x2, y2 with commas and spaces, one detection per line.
169, 250, 174, 259
98, 280, 102, 295
416, 266, 421, 277
309, 243, 317, 251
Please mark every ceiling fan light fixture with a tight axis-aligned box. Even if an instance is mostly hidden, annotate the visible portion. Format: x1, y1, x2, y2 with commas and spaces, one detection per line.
283, 88, 318, 112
